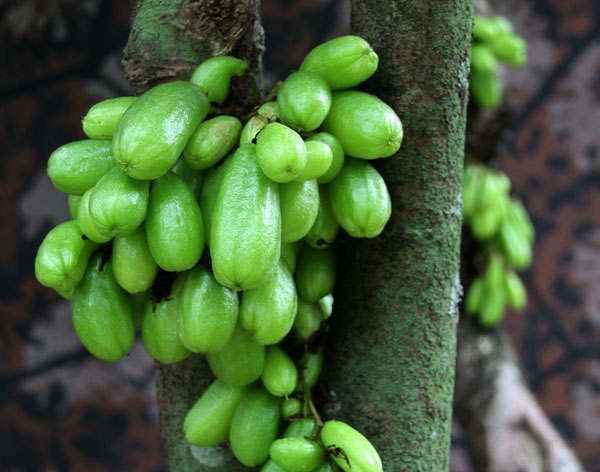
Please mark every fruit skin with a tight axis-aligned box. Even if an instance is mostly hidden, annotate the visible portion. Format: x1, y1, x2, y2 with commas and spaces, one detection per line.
465, 278, 483, 315
256, 123, 308, 183
320, 420, 383, 472
82, 97, 136, 139
300, 35, 379, 90
294, 300, 323, 343
146, 172, 204, 271
199, 163, 227, 246
34, 220, 98, 298
295, 245, 336, 303
296, 140, 333, 182
261, 461, 287, 472
322, 91, 402, 159
490, 33, 527, 66
280, 179, 320, 243
47, 140, 113, 195
211, 144, 281, 290
68, 195, 81, 219
240, 115, 268, 144
318, 294, 334, 319
113, 81, 209, 180
177, 266, 239, 353
281, 241, 301, 274
261, 346, 298, 397
330, 159, 391, 238
470, 44, 498, 74
270, 437, 325, 472
142, 297, 191, 364
184, 115, 242, 170
285, 418, 318, 438
229, 385, 281, 467
473, 16, 512, 43
499, 220, 532, 269
258, 101, 280, 121
470, 70, 502, 110
112, 228, 158, 294
306, 186, 339, 249
171, 158, 204, 197
72, 254, 135, 362
505, 270, 527, 310
78, 166, 150, 243
281, 398, 302, 419
190, 56, 247, 104
240, 261, 298, 345
311, 133, 344, 184
207, 328, 265, 386
277, 71, 332, 132
299, 349, 323, 389
183, 380, 246, 447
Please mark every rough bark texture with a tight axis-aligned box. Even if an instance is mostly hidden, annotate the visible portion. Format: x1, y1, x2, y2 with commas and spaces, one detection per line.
122, 1, 264, 470
321, 1, 472, 470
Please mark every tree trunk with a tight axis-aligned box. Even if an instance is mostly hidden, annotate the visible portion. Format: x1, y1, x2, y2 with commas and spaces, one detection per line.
321, 1, 472, 470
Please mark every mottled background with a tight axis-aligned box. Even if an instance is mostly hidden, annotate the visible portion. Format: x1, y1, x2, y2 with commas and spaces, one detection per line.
1, 0, 599, 470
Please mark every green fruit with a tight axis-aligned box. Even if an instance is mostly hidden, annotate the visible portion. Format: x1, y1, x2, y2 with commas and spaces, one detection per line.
318, 294, 334, 319
172, 158, 204, 197
184, 115, 242, 170
490, 33, 527, 66
508, 198, 534, 243
178, 266, 239, 353
112, 228, 158, 294
207, 328, 265, 386
281, 241, 301, 273
47, 140, 113, 195
320, 420, 383, 472
146, 172, 204, 271
300, 35, 378, 90
465, 278, 483, 315
470, 70, 502, 109
462, 165, 484, 220
241, 261, 298, 345
270, 437, 325, 472
281, 398, 302, 419
184, 380, 246, 447
199, 163, 227, 247
280, 179, 319, 243
470, 44, 498, 74
470, 206, 502, 240
294, 300, 323, 343
479, 283, 506, 328
258, 101, 280, 121
68, 195, 81, 219
261, 461, 287, 472
285, 418, 318, 438
300, 349, 323, 390
256, 123, 308, 183
277, 71, 332, 131
484, 253, 505, 292
296, 245, 336, 303
505, 270, 527, 311
82, 97, 136, 139
211, 144, 281, 290
473, 16, 513, 43
499, 221, 532, 269
34, 220, 98, 297
78, 166, 149, 243
229, 385, 281, 467
312, 133, 344, 184
240, 115, 268, 144
113, 81, 209, 180
306, 186, 339, 248
296, 140, 333, 182
131, 291, 149, 329
322, 91, 402, 159
261, 346, 298, 397
72, 255, 135, 362
315, 463, 341, 472
142, 297, 191, 364
190, 56, 247, 104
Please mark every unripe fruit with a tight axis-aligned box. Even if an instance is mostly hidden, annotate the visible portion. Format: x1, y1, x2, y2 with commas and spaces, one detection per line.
470, 44, 498, 74
82, 97, 136, 139
261, 461, 287, 472
112, 228, 158, 294
479, 283, 506, 328
281, 241, 301, 274
505, 270, 527, 311
296, 245, 336, 303
294, 300, 323, 343
306, 186, 339, 248
277, 71, 332, 131
322, 91, 402, 159
171, 158, 204, 197
499, 221, 532, 269
142, 297, 191, 364
184, 115, 242, 170
47, 140, 113, 195
462, 165, 484, 220
256, 123, 308, 183
319, 294, 334, 319
261, 346, 298, 397
285, 418, 318, 438
508, 198, 535, 243
320, 420, 383, 472
300, 349, 323, 390
473, 16, 513, 43
67, 195, 81, 219
296, 140, 333, 182
190, 56, 247, 104
490, 33, 527, 66
199, 163, 227, 247
311, 132, 344, 184
470, 70, 502, 110
465, 278, 483, 315
300, 35, 378, 90
240, 115, 267, 144
270, 437, 325, 472
113, 81, 209, 180
280, 179, 319, 243
281, 398, 302, 419
258, 101, 279, 121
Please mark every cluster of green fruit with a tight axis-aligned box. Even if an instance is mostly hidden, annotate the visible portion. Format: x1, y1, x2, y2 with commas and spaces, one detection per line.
470, 15, 527, 109
34, 35, 401, 471
463, 164, 534, 327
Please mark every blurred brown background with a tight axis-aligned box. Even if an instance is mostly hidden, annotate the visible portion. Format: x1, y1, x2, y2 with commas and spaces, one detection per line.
1, 1, 599, 470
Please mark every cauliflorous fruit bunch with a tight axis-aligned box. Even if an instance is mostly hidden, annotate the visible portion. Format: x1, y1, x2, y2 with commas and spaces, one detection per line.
470, 15, 527, 109
35, 35, 400, 471
463, 164, 535, 327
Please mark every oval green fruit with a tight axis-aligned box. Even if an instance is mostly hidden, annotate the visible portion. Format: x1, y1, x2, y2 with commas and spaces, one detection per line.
256, 123, 307, 183
281, 398, 302, 419
312, 133, 344, 184
479, 283, 506, 328
473, 16, 512, 43
320, 420, 383, 472
299, 349, 323, 390
471, 70, 502, 110
67, 195, 81, 219
277, 71, 331, 132
490, 32, 527, 66
47, 140, 113, 195
318, 294, 334, 319
261, 347, 298, 397
240, 260, 297, 345
72, 255, 135, 362
131, 291, 149, 329
258, 101, 280, 121
470, 44, 498, 74
184, 380, 246, 447
142, 297, 191, 364
229, 385, 281, 467
82, 97, 136, 139
261, 461, 287, 472
284, 418, 318, 438
207, 328, 265, 386
184, 115, 242, 170
113, 81, 209, 180
300, 35, 378, 90
190, 56, 247, 104
270, 438, 325, 472
294, 300, 323, 343
172, 158, 204, 197
330, 159, 391, 238
296, 245, 336, 303
34, 220, 98, 297
465, 278, 483, 315
199, 163, 227, 247
306, 186, 339, 248
112, 228, 158, 294
280, 179, 319, 243
178, 266, 239, 353
240, 115, 268, 145
505, 270, 527, 311
507, 198, 534, 243
211, 145, 281, 290
499, 221, 532, 270
281, 241, 301, 274
297, 140, 333, 182
146, 172, 204, 271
